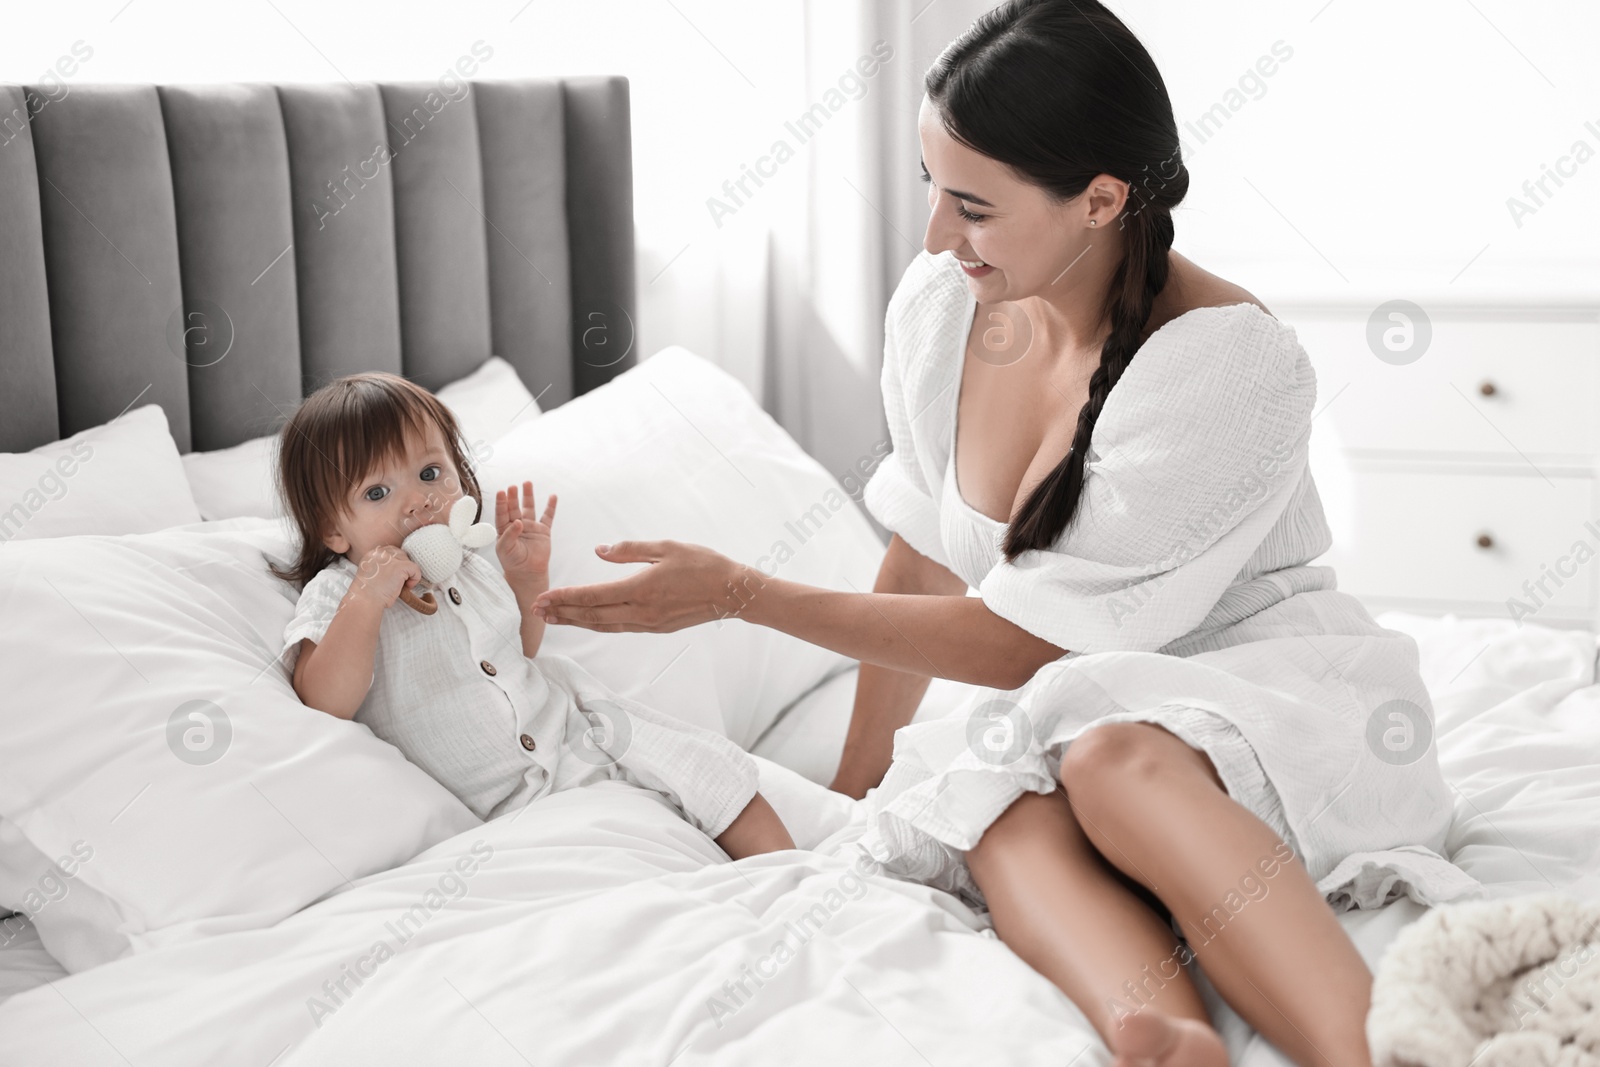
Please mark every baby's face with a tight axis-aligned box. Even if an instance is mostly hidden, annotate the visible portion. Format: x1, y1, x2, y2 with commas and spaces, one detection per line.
322, 419, 466, 563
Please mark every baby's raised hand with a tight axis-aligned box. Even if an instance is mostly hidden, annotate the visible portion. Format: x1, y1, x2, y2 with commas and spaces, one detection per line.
496, 481, 557, 592
348, 544, 423, 612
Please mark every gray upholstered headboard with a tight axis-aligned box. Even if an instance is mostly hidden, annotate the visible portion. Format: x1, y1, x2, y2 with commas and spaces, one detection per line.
0, 76, 637, 454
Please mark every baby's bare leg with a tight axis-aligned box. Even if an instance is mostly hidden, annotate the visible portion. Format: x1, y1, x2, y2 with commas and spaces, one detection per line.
714, 792, 796, 859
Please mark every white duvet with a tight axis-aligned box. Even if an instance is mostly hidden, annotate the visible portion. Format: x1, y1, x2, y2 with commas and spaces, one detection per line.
3, 611, 1599, 1066
0, 779, 1101, 1066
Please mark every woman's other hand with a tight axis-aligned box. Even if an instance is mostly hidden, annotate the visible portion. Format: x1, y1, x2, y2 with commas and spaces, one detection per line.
532, 540, 757, 632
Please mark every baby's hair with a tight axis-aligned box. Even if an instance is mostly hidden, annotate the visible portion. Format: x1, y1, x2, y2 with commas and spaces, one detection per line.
268, 372, 484, 588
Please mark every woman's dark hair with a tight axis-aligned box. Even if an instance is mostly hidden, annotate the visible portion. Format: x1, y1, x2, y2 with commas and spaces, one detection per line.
268, 372, 484, 589
926, 0, 1189, 560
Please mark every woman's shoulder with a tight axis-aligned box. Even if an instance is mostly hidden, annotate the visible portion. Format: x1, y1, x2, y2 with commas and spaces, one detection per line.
1100, 299, 1315, 446
1144, 264, 1297, 358
1140, 297, 1311, 394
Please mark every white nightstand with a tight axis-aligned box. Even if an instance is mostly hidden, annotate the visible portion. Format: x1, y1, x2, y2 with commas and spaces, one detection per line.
1269, 293, 1600, 630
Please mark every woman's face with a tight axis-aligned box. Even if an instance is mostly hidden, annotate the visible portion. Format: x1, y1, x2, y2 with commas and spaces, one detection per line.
322, 418, 465, 563
917, 95, 1123, 304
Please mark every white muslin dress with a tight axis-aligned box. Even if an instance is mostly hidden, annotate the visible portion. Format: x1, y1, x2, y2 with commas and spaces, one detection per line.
282, 549, 759, 836
850, 249, 1483, 914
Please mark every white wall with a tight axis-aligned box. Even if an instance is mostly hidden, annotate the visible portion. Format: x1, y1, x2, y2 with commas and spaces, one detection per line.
1122, 0, 1599, 301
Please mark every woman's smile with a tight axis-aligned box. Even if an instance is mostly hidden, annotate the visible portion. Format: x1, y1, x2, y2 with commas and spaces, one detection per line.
956, 255, 994, 277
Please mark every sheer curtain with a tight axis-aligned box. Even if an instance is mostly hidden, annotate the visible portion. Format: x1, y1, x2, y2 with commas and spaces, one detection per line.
637, 0, 994, 511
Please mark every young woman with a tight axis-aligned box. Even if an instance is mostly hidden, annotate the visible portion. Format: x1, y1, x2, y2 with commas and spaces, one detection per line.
533, 2, 1476, 1062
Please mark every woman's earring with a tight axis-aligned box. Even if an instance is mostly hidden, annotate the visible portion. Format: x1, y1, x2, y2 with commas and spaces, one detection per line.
1089, 219, 1098, 227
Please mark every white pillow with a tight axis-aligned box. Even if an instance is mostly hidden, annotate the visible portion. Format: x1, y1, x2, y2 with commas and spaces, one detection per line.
476, 346, 887, 748
0, 404, 202, 541
436, 354, 544, 460
180, 434, 282, 522
180, 356, 543, 521
0, 517, 479, 972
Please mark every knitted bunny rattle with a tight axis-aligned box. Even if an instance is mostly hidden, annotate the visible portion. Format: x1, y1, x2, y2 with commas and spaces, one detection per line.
396, 495, 497, 615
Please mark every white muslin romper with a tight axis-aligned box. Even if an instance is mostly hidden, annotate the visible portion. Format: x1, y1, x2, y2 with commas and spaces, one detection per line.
851, 250, 1483, 914
282, 549, 759, 835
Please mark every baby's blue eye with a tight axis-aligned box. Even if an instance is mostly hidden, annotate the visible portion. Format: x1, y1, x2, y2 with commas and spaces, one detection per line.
361, 464, 440, 502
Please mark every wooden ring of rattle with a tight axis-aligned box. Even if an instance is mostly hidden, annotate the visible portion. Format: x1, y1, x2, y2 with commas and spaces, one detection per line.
399, 585, 438, 615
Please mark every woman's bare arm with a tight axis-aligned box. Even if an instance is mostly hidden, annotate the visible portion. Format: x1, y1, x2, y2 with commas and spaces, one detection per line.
291, 593, 385, 720
736, 567, 1063, 691
534, 540, 1067, 691
829, 535, 969, 798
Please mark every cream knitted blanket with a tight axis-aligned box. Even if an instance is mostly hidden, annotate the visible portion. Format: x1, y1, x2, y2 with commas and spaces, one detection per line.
1369, 892, 1600, 1066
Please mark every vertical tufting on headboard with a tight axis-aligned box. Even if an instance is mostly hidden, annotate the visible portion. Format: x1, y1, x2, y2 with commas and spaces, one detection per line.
0, 76, 636, 455
0, 86, 57, 454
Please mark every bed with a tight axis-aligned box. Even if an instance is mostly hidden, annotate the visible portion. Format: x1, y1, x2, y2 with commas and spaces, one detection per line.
2, 76, 1598, 1066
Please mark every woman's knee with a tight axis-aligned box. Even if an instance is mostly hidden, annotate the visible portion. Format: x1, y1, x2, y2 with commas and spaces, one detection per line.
967, 789, 1087, 876
1061, 722, 1167, 789
1059, 721, 1223, 805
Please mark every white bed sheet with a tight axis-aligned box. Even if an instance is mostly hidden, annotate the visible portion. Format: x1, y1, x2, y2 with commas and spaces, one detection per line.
0, 917, 66, 1005
1231, 610, 1600, 1061
0, 776, 1100, 1066
759, 609, 1600, 1063
1, 612, 1596, 1065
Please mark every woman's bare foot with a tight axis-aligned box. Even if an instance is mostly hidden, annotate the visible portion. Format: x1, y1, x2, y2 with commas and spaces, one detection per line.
1107, 1008, 1229, 1067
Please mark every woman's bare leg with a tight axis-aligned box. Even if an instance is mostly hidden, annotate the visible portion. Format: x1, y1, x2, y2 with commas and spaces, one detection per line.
964, 788, 1227, 1064
1061, 722, 1374, 1067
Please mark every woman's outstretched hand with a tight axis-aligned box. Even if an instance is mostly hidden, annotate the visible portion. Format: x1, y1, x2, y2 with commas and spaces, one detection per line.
531, 540, 762, 633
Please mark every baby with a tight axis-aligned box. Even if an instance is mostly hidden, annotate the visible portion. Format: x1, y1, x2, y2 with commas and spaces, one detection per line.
269, 371, 794, 859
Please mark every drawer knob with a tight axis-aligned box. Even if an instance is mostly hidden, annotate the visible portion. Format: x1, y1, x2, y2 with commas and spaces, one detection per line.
1476, 533, 1495, 550
1478, 380, 1497, 397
